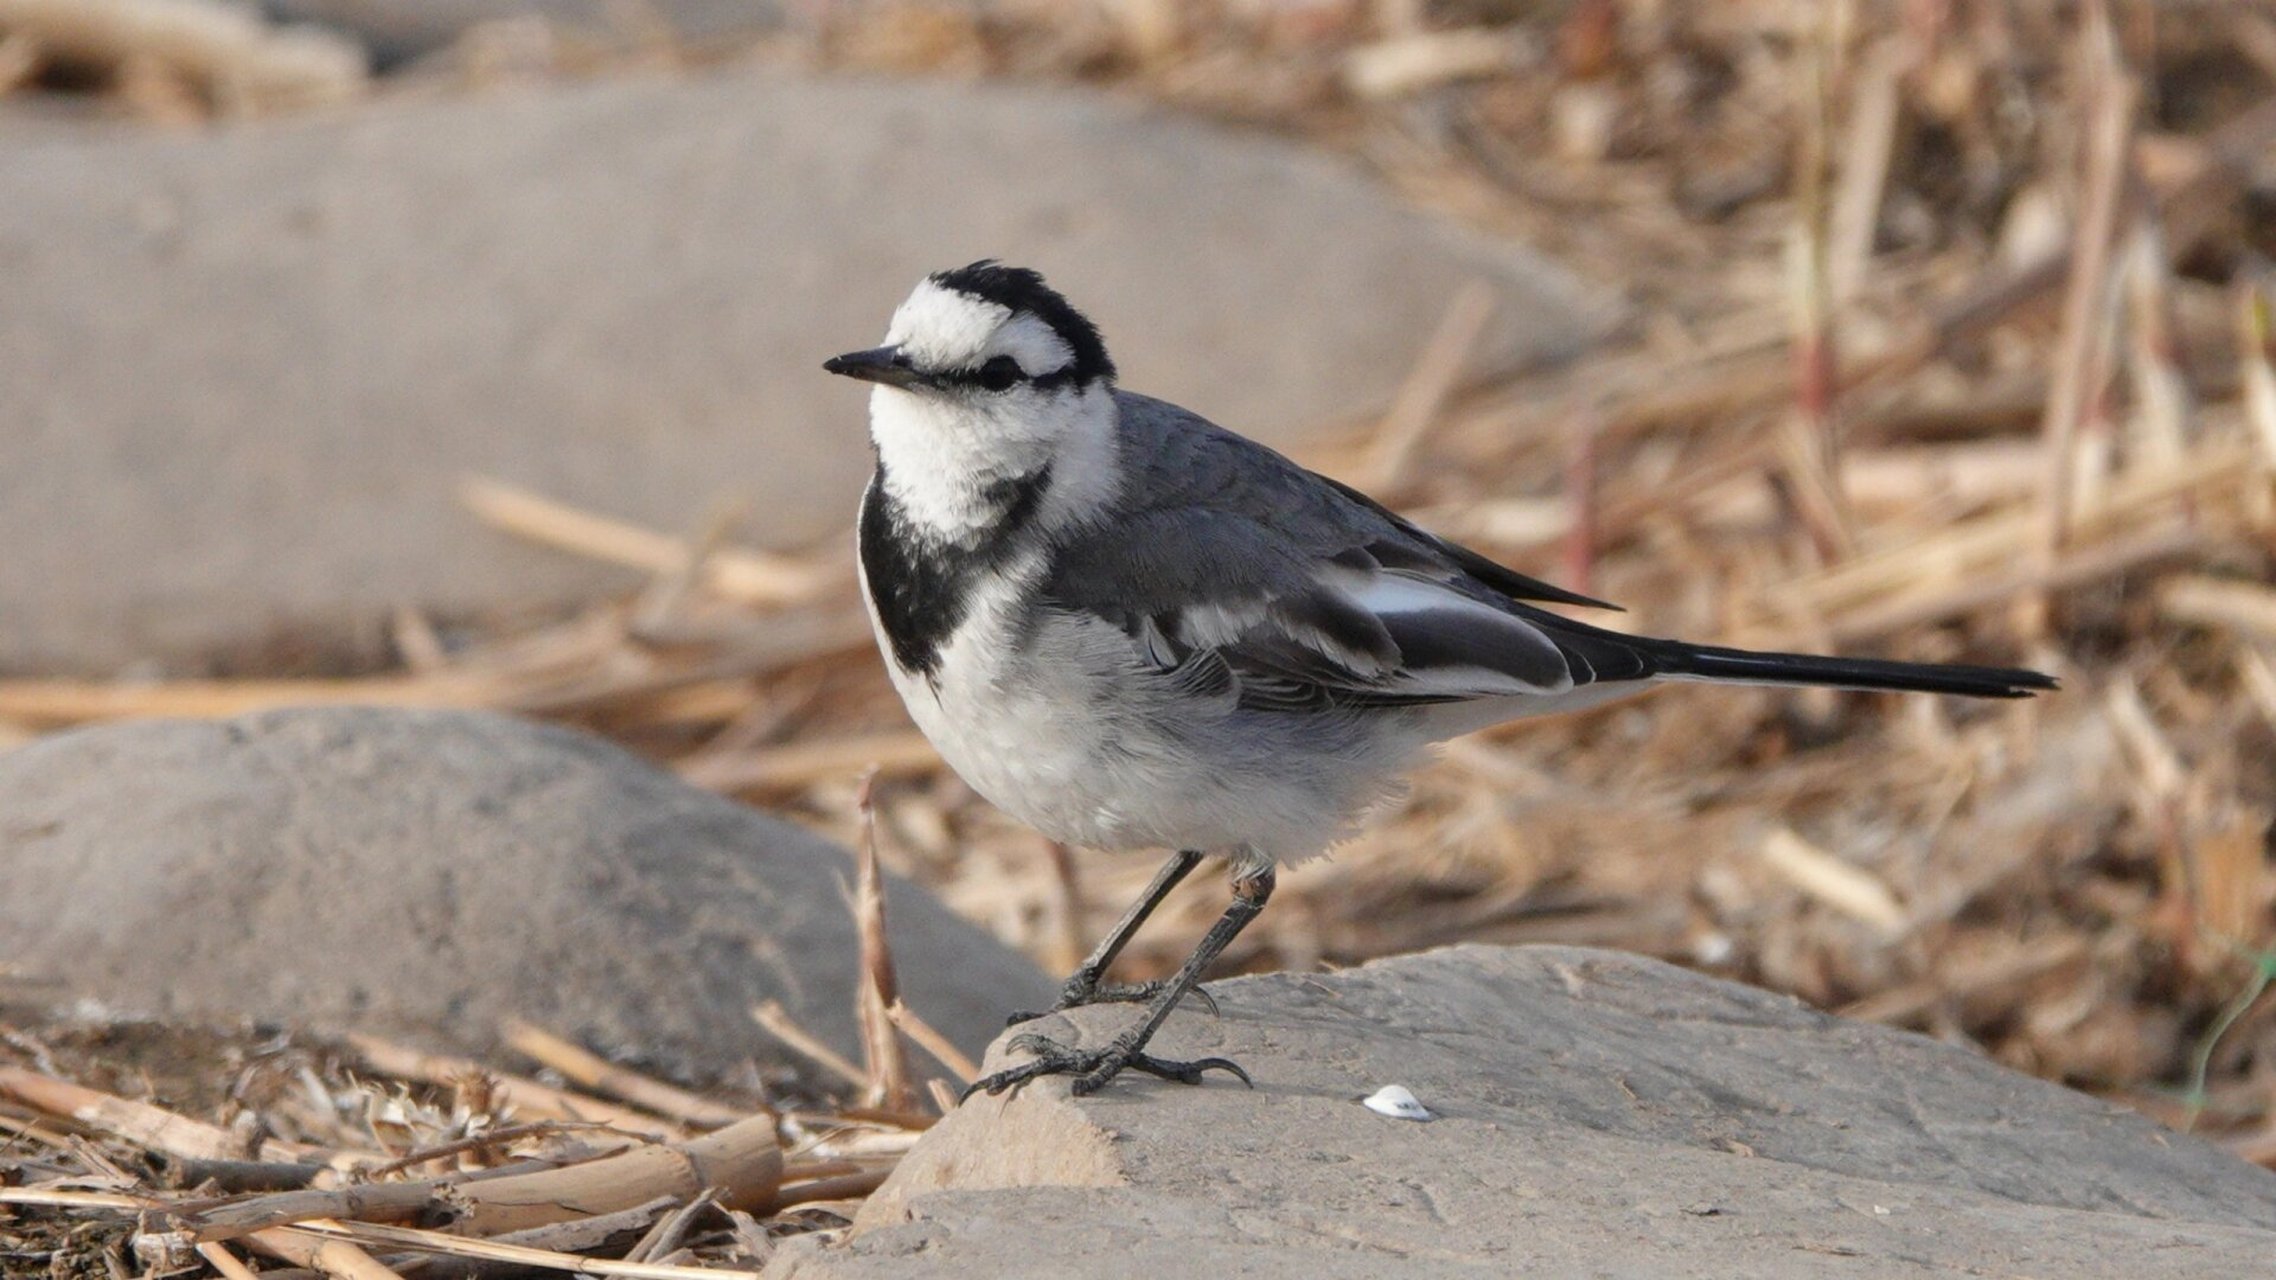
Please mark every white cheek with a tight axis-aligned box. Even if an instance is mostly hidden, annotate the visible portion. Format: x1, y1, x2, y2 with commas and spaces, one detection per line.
989, 313, 1074, 378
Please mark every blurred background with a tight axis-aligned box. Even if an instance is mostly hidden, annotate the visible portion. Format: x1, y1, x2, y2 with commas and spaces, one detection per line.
5, 0, 2276, 1166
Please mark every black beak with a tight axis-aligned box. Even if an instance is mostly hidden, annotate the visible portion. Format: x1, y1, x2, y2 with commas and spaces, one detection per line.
823, 345, 925, 389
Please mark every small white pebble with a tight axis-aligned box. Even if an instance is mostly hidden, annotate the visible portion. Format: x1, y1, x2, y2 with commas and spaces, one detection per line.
1362, 1084, 1434, 1121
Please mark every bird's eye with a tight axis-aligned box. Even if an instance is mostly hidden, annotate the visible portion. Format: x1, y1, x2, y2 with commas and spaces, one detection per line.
977, 355, 1023, 391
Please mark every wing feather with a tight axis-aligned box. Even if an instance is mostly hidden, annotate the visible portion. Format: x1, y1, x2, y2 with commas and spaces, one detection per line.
1041, 392, 1625, 714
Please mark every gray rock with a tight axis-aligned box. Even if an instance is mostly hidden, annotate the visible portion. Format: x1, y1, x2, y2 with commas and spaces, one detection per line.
770, 946, 2276, 1278
0, 707, 1049, 1074
0, 69, 1610, 675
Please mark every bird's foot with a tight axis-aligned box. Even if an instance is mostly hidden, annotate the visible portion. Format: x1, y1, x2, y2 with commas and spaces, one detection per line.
960, 1032, 1251, 1100
1006, 979, 1219, 1026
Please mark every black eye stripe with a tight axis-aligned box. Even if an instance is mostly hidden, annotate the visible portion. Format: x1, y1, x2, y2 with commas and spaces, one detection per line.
930, 354, 1085, 392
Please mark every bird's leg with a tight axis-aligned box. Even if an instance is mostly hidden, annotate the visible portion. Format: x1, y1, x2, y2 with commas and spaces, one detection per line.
967, 865, 1275, 1100
1009, 848, 1205, 1024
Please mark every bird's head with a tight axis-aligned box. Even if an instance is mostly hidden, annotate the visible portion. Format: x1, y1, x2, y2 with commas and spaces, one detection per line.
827, 260, 1115, 400
828, 263, 1120, 530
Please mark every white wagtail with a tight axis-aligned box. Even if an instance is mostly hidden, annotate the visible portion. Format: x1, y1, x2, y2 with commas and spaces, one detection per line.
825, 262, 2057, 1099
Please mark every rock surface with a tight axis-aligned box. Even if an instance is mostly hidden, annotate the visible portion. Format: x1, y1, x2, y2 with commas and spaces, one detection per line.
0, 707, 1049, 1073
0, 68, 1610, 674
771, 945, 2276, 1278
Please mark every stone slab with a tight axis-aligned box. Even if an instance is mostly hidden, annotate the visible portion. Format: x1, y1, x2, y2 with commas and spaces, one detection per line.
0, 69, 1611, 673
769, 945, 2276, 1278
0, 706, 1052, 1075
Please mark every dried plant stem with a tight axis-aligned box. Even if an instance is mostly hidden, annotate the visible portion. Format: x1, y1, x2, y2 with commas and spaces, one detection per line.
772, 1167, 893, 1209
247, 1227, 407, 1280
1760, 826, 1906, 938
2235, 275, 2276, 495
501, 1021, 750, 1130
0, 0, 366, 112
342, 1036, 683, 1142
188, 1116, 779, 1242
748, 1002, 865, 1090
1756, 99, 1865, 569
884, 1000, 979, 1087
0, 677, 487, 727
286, 1218, 754, 1280
195, 1240, 264, 1280
0, 30, 42, 92
0, 1066, 319, 1165
1361, 280, 1497, 494
1828, 36, 1908, 302
850, 770, 916, 1113
2122, 217, 2192, 463
676, 731, 941, 794
2158, 576, 2276, 643
1814, 520, 2205, 645
1761, 438, 2257, 629
1560, 412, 1601, 596
0, 1187, 149, 1210
2034, 0, 2137, 601
459, 476, 833, 607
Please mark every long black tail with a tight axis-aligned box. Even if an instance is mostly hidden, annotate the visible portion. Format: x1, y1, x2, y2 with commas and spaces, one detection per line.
1655, 641, 2058, 699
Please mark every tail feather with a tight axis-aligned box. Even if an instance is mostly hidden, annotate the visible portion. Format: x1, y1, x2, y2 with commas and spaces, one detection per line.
1654, 641, 2058, 699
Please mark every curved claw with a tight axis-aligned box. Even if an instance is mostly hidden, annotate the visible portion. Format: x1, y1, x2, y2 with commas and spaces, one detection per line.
958, 1033, 1252, 1102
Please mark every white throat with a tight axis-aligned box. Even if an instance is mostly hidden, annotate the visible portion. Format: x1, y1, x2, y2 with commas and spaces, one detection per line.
868, 384, 1122, 540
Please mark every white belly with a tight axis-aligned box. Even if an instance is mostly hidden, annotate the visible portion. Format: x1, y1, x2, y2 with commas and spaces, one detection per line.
863, 562, 1420, 861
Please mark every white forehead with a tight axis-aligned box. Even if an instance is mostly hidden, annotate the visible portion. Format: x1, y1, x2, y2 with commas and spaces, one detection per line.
885, 278, 1073, 374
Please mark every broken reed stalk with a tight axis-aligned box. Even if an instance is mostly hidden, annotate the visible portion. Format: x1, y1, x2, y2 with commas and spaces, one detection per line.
2033, 0, 2138, 615
1759, 826, 1908, 939
624, 1189, 717, 1264
0, 1065, 320, 1165
0, 30, 43, 94
2235, 274, 2276, 531
850, 769, 916, 1113
359, 1122, 616, 1179
1812, 520, 2207, 646
2237, 647, 2276, 734
501, 1020, 750, 1129
184, 1115, 780, 1242
2157, 575, 2276, 644
0, 1187, 150, 1210
0, 0, 368, 113
883, 1000, 979, 1086
285, 1219, 756, 1280
410, 1199, 679, 1280
748, 1002, 865, 1091
342, 1035, 685, 1142
194, 1240, 264, 1280
0, 677, 489, 727
1361, 279, 1497, 495
772, 1166, 893, 1209
2122, 216, 2192, 464
1828, 35, 1907, 303
1559, 410, 1600, 596
676, 730, 941, 795
245, 1227, 407, 1280
1779, 0, 1858, 564
1746, 437, 2259, 632
458, 475, 834, 607
1041, 838, 1086, 978
630, 500, 748, 638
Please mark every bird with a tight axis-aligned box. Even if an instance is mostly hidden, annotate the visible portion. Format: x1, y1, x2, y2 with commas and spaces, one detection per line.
824, 261, 2057, 1099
